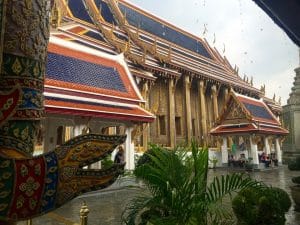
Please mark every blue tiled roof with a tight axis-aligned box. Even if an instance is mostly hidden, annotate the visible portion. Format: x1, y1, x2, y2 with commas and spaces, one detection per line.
94, 0, 117, 24
243, 102, 274, 120
68, 0, 93, 24
46, 52, 127, 92
85, 31, 105, 42
118, 3, 212, 59
114, 32, 129, 41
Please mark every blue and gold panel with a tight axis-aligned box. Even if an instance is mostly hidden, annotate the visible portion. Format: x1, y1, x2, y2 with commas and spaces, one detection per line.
243, 102, 274, 120
40, 152, 58, 213
85, 31, 106, 42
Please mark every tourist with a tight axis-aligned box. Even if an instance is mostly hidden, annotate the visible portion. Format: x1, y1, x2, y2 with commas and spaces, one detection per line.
114, 146, 125, 164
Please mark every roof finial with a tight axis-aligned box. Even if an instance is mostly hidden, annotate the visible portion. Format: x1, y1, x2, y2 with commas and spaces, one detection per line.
213, 33, 216, 44
202, 23, 208, 36
260, 84, 265, 95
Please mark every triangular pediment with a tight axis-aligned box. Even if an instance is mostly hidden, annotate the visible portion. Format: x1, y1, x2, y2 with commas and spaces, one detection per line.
226, 100, 247, 120
218, 94, 251, 125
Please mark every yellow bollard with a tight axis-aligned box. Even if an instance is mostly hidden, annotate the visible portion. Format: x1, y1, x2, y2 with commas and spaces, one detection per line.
80, 202, 89, 225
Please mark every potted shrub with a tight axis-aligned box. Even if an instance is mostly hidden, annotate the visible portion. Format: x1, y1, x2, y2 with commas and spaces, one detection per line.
288, 156, 300, 211
232, 186, 291, 225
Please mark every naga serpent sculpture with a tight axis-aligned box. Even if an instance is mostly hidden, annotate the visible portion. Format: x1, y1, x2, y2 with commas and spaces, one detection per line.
0, 0, 126, 223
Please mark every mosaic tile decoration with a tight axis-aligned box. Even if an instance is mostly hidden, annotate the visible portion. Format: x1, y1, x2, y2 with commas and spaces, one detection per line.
46, 52, 127, 92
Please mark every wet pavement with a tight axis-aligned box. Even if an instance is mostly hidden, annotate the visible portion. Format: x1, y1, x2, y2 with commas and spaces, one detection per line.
18, 166, 300, 225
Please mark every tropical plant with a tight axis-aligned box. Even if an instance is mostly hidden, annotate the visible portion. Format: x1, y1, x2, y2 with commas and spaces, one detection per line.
232, 186, 291, 225
122, 142, 262, 225
101, 154, 114, 169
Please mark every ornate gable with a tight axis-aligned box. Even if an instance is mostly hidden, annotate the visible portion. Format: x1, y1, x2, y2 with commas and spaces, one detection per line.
217, 93, 251, 125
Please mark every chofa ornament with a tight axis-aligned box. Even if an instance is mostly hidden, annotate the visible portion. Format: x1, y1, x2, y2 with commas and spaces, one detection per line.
0, 0, 126, 223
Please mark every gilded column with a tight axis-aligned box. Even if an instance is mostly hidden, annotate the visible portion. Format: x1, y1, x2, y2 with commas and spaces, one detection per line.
211, 84, 218, 122
168, 78, 176, 148
198, 80, 207, 146
141, 81, 150, 151
0, 0, 50, 224
224, 87, 229, 102
184, 75, 192, 144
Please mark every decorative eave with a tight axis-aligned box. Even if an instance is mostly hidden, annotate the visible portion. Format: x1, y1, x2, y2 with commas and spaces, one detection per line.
211, 123, 289, 136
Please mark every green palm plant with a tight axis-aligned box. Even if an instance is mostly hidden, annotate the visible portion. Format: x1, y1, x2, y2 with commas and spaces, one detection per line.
122, 142, 263, 225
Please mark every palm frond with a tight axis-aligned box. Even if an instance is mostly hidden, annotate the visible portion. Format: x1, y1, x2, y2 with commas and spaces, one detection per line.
206, 173, 263, 203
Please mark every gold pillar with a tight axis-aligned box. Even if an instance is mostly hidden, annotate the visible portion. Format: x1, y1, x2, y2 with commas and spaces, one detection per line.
184, 75, 192, 144
211, 84, 218, 122
141, 81, 150, 151
168, 78, 176, 148
198, 80, 207, 146
224, 87, 229, 102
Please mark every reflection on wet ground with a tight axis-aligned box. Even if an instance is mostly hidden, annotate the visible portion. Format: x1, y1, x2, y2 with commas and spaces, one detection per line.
18, 166, 300, 225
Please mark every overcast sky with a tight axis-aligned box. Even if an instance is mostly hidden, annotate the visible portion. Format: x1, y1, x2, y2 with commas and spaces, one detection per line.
127, 0, 299, 105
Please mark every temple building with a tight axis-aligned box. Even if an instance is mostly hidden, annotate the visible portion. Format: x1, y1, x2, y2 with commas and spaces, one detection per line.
42, 0, 286, 167
282, 59, 300, 162
38, 36, 154, 170
211, 91, 288, 167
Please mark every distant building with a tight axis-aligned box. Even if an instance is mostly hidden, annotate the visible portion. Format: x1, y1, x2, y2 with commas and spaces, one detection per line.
211, 91, 288, 167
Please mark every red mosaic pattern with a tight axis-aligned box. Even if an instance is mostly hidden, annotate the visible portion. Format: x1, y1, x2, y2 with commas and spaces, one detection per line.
8, 158, 46, 220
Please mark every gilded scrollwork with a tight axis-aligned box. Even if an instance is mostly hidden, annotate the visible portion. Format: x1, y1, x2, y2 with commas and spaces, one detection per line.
4, 0, 50, 60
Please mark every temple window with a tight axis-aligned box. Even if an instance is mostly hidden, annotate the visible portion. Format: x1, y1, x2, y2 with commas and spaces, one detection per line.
158, 115, 166, 135
175, 116, 182, 135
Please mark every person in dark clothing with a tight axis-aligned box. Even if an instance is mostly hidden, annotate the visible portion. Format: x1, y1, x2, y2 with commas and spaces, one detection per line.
114, 146, 124, 163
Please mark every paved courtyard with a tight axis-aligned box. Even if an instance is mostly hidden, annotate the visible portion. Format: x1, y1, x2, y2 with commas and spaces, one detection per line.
18, 166, 300, 225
